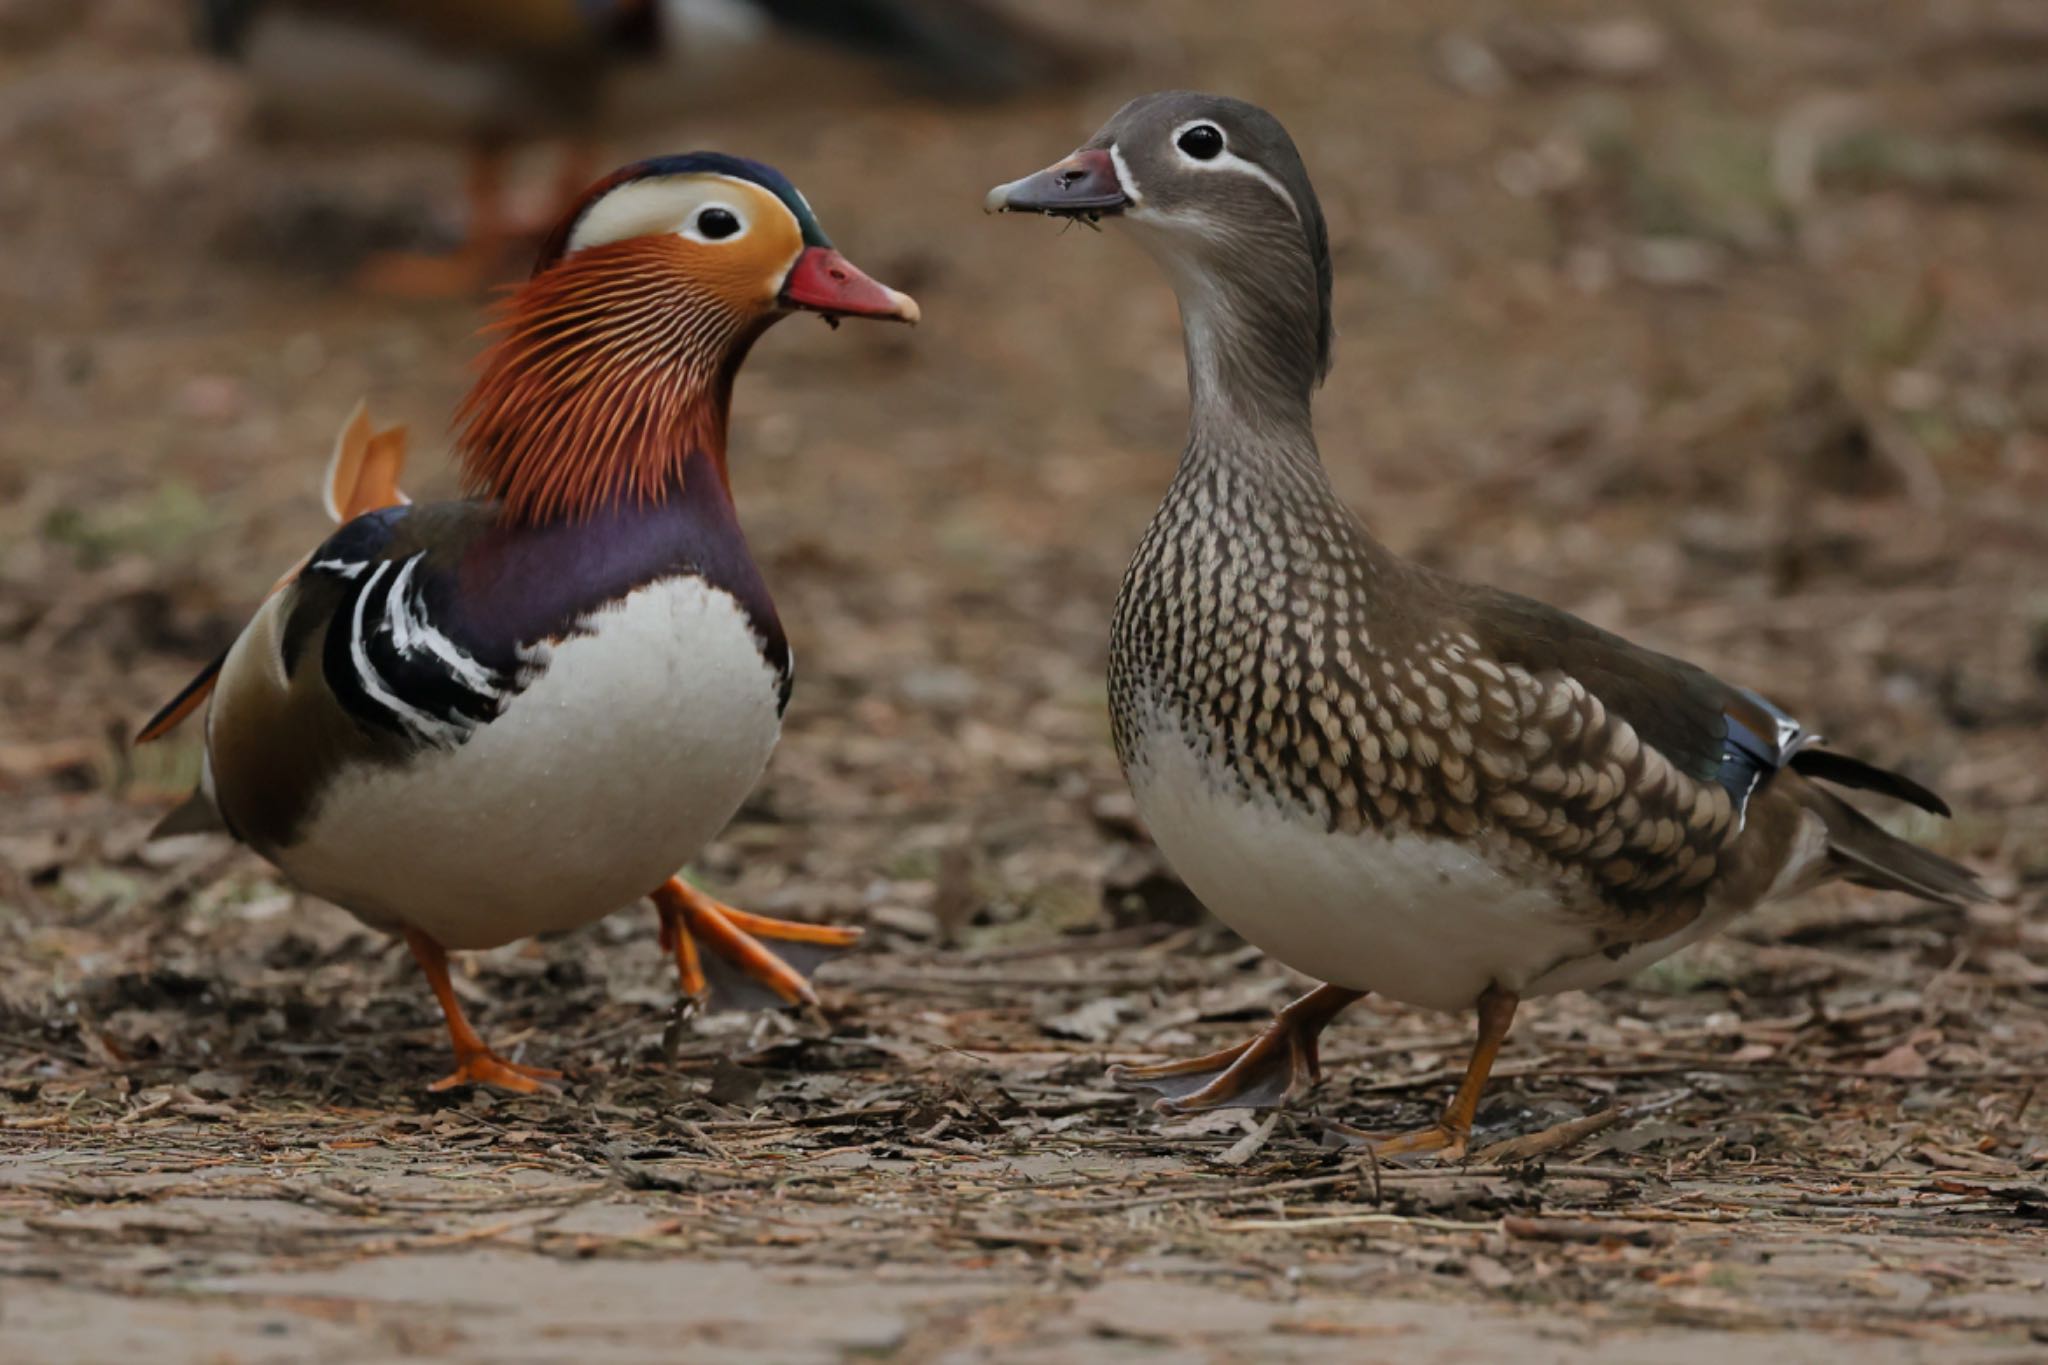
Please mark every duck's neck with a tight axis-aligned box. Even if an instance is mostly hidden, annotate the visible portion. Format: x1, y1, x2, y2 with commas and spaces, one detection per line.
1148, 237, 1327, 490
455, 240, 763, 526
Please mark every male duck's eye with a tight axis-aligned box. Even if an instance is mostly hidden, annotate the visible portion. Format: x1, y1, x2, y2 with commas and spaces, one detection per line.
696, 207, 741, 240
1177, 124, 1224, 160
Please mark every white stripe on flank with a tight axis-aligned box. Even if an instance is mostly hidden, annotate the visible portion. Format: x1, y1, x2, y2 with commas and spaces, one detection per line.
312, 558, 367, 579
387, 554, 504, 699
348, 561, 467, 747
386, 555, 421, 655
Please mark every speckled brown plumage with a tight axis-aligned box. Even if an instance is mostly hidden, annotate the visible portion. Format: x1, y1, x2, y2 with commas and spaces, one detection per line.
1107, 434, 1824, 958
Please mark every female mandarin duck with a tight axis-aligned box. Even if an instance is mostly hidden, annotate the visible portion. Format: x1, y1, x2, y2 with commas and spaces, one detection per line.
140, 153, 918, 1092
989, 93, 1988, 1157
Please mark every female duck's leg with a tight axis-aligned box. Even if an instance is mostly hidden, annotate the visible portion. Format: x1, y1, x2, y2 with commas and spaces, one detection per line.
1111, 983, 1367, 1112
652, 877, 862, 1010
1344, 985, 1519, 1160
403, 929, 561, 1093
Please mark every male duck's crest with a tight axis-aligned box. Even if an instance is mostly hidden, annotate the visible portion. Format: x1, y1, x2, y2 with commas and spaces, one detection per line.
460, 153, 918, 525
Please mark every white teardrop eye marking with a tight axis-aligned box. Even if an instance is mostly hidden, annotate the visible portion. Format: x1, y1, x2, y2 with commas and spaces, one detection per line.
1167, 117, 1302, 224
682, 202, 747, 244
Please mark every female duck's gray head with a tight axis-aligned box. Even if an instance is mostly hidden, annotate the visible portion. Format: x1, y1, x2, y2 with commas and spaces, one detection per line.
987, 92, 1335, 409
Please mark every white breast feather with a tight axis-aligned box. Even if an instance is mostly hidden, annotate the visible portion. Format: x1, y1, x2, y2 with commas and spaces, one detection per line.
1126, 708, 1731, 1011
279, 578, 783, 950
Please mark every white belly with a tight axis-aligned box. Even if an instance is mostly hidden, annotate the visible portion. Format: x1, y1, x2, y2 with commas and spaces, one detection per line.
1126, 711, 1723, 1012
278, 578, 783, 950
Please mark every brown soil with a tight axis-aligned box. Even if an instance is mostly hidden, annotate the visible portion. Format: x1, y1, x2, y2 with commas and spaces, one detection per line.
3, 2, 2045, 1361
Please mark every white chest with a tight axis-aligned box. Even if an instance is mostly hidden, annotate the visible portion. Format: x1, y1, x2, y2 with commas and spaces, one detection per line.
280, 577, 784, 949
1124, 709, 1715, 1012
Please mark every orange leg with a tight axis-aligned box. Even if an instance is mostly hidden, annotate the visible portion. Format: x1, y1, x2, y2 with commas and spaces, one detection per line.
1112, 984, 1366, 1113
356, 139, 512, 299
403, 929, 561, 1094
651, 877, 861, 1009
1340, 985, 1519, 1160
656, 893, 708, 999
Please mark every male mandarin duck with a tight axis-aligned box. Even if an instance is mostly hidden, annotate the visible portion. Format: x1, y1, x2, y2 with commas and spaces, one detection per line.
988, 93, 1990, 1158
196, 0, 1090, 295
140, 153, 918, 1092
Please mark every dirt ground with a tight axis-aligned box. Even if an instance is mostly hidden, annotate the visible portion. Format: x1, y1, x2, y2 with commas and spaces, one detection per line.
4, 1, 2047, 1361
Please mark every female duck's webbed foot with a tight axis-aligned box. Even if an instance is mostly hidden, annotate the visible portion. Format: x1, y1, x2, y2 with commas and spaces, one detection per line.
1329, 1119, 1469, 1160
403, 929, 562, 1095
1330, 985, 1520, 1161
652, 877, 862, 1011
1111, 984, 1365, 1113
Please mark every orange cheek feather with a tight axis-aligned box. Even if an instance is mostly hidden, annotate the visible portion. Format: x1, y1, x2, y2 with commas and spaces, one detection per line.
672, 237, 791, 314
673, 184, 805, 312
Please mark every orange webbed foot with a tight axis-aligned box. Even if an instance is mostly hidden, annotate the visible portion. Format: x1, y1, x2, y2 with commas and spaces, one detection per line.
1111, 1032, 1310, 1113
1324, 985, 1520, 1164
403, 928, 563, 1095
427, 1050, 563, 1095
1111, 984, 1365, 1113
1326, 1119, 1468, 1162
653, 878, 862, 1010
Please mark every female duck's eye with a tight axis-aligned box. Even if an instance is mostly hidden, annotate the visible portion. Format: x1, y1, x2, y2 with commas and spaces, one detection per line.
696, 207, 741, 240
1177, 124, 1224, 160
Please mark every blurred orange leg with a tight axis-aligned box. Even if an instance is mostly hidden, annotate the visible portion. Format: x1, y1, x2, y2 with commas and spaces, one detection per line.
403, 928, 561, 1094
545, 139, 600, 230
356, 140, 511, 299
651, 877, 861, 1008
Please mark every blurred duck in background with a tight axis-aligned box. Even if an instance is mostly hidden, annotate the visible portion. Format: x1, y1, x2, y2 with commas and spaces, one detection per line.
196, 0, 1094, 295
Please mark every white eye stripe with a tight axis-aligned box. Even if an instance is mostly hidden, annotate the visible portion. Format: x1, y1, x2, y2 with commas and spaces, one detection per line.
565, 172, 791, 254
1167, 118, 1301, 224
1109, 143, 1144, 204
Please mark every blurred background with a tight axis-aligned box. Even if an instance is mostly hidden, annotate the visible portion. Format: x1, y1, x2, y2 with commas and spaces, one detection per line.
4, 1, 2047, 1353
